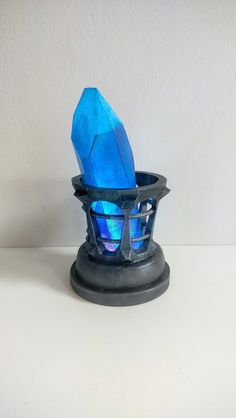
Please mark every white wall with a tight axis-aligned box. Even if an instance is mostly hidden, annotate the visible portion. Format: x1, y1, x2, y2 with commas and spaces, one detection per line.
1, 0, 236, 247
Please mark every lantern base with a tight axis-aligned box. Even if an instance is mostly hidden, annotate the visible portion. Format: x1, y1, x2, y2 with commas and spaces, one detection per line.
70, 243, 170, 306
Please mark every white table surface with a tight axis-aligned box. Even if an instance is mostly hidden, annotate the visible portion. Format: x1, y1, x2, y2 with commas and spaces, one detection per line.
0, 246, 235, 418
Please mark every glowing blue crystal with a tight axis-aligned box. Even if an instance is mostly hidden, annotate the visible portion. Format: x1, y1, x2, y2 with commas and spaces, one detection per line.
71, 88, 140, 251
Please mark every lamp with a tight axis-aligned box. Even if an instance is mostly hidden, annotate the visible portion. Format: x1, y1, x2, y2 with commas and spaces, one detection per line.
70, 88, 170, 306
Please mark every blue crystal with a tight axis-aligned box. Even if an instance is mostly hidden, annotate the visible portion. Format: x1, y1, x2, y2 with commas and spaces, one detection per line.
71, 88, 141, 251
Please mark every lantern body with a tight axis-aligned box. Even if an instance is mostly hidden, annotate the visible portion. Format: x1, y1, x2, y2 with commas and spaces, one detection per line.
70, 171, 170, 306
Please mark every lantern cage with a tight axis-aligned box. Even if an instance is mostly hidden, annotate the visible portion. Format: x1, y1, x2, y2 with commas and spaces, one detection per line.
70, 171, 170, 306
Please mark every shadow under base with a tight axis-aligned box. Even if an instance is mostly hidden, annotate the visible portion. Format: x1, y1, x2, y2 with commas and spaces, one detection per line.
70, 243, 170, 307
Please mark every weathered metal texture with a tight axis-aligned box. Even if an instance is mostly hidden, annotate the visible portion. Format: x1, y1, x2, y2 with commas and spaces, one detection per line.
70, 171, 170, 306
72, 171, 170, 263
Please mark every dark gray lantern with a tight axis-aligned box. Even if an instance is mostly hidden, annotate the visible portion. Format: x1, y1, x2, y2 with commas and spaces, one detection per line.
70, 171, 170, 306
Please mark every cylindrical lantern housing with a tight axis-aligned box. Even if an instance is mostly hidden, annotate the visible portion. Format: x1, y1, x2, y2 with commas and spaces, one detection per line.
70, 171, 170, 306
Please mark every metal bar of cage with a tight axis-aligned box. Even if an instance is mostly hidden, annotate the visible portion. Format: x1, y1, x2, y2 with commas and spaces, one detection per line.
97, 233, 150, 244
90, 208, 155, 220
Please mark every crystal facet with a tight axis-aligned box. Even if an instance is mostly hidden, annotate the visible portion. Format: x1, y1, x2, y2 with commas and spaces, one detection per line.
71, 88, 141, 251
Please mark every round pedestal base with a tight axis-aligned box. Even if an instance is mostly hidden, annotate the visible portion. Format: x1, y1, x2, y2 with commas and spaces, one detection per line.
70, 244, 170, 306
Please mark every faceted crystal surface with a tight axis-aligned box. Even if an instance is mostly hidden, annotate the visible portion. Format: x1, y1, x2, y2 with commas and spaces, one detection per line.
71, 88, 141, 251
